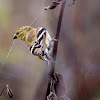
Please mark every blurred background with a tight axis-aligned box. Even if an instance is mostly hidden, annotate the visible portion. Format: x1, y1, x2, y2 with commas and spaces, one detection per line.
0, 0, 100, 100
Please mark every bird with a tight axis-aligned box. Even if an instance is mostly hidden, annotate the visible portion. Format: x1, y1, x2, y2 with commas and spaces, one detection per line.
13, 26, 57, 64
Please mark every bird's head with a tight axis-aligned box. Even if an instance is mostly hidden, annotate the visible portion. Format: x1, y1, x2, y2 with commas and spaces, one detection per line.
13, 26, 31, 41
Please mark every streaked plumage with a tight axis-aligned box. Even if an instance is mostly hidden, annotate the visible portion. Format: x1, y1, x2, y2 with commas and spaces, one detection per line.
13, 26, 56, 63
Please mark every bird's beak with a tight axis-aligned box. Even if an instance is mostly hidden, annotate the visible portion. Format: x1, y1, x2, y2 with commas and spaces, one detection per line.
13, 34, 17, 39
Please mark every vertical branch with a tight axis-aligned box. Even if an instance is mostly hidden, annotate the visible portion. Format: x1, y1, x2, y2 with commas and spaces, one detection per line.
46, 1, 66, 99
49, 1, 66, 77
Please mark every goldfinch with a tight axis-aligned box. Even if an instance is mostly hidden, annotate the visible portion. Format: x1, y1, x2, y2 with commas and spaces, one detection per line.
13, 26, 57, 64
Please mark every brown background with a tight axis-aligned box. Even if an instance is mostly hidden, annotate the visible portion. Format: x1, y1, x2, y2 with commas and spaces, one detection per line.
0, 0, 100, 100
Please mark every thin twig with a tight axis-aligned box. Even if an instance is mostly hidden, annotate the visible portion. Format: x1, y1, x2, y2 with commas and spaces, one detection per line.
0, 86, 6, 96
1, 40, 15, 66
45, 1, 66, 99
29, 10, 44, 27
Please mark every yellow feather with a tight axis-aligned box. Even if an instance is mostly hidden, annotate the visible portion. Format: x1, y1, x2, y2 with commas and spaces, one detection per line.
14, 26, 54, 63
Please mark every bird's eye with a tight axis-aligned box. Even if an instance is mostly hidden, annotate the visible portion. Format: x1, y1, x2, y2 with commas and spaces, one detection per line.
16, 32, 19, 35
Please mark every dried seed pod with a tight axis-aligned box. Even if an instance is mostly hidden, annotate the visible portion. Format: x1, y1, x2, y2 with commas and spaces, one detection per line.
6, 85, 13, 98
0, 84, 13, 98
44, 1, 61, 10
69, 0, 75, 6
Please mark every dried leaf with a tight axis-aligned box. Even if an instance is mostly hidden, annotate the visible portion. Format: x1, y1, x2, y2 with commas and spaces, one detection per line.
59, 95, 71, 100
53, 73, 66, 98
47, 92, 58, 100
47, 73, 67, 100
